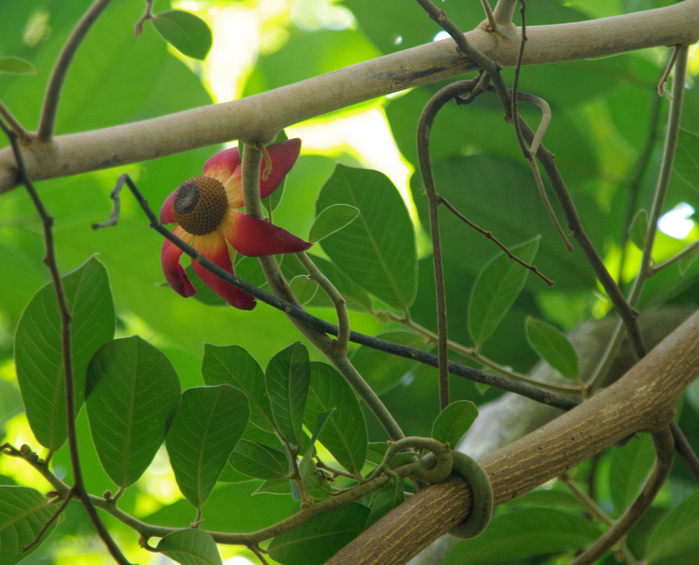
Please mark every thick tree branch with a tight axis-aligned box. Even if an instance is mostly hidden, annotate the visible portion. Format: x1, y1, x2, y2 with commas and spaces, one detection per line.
1, 0, 697, 193
328, 310, 699, 564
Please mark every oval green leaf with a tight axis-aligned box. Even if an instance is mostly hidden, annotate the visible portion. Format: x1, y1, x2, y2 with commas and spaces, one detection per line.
629, 209, 649, 251
674, 128, 699, 191
305, 255, 373, 312
305, 362, 368, 476
0, 486, 59, 564
468, 236, 541, 347
289, 275, 320, 305
309, 204, 360, 243
444, 508, 601, 565
609, 433, 655, 514
167, 385, 249, 510
647, 491, 699, 563
316, 165, 417, 310
152, 10, 212, 60
157, 529, 222, 565
431, 400, 478, 447
14, 256, 115, 451
86, 336, 181, 488
268, 503, 370, 565
202, 344, 274, 432
525, 317, 579, 380
265, 343, 310, 447
0, 56, 36, 74
229, 439, 289, 480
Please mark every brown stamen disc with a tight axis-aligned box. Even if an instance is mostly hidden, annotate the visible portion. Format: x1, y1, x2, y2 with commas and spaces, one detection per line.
173, 176, 228, 235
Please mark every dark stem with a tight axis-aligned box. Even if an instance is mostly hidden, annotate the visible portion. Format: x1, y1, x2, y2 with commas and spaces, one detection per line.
23, 489, 75, 552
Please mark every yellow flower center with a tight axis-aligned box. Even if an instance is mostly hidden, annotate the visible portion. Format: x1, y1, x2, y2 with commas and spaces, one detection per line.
173, 176, 228, 235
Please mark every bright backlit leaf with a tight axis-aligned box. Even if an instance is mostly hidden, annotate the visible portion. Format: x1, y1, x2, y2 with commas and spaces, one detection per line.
157, 529, 222, 565
309, 204, 360, 243
151, 10, 212, 60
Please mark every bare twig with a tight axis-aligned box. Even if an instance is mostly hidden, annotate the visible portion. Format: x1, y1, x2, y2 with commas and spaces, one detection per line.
37, 0, 113, 141
493, 0, 518, 25
572, 428, 675, 565
480, 0, 497, 30
22, 489, 75, 552
0, 119, 133, 565
651, 239, 699, 275
0, 99, 28, 140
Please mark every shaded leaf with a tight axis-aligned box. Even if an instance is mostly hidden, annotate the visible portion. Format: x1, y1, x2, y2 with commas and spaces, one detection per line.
468, 237, 541, 346
157, 529, 222, 565
679, 245, 699, 276
629, 209, 649, 251
305, 362, 368, 476
674, 128, 699, 191
253, 479, 292, 496
229, 439, 289, 480
350, 331, 427, 395
0, 56, 35, 74
309, 204, 360, 243
151, 10, 212, 60
299, 409, 335, 500
289, 275, 320, 305
268, 503, 370, 565
431, 400, 478, 447
525, 317, 579, 380
316, 165, 417, 309
0, 486, 58, 564
366, 476, 405, 527
202, 344, 274, 431
444, 508, 601, 565
647, 491, 699, 562
609, 434, 655, 514
15, 257, 115, 451
167, 385, 249, 510
86, 336, 181, 488
305, 255, 373, 312
265, 343, 310, 446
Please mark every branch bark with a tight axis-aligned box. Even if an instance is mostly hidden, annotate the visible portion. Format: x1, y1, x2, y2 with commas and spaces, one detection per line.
1, 0, 697, 193
328, 309, 699, 564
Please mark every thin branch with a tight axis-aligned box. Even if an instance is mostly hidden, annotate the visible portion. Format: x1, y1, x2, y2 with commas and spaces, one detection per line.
480, 0, 497, 30
37, 0, 113, 141
23, 489, 75, 552
572, 428, 675, 565
0, 99, 28, 140
493, 0, 518, 25
100, 174, 580, 411
651, 239, 699, 274
670, 421, 699, 484
0, 120, 133, 565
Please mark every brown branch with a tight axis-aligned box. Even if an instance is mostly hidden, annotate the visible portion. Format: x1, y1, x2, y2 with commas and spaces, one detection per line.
327, 311, 699, 564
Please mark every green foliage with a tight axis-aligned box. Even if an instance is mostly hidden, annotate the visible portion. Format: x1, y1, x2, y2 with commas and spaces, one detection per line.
151, 10, 213, 60
0, 486, 59, 563
525, 317, 580, 380
167, 385, 249, 510
609, 434, 656, 514
309, 204, 360, 243
14, 257, 115, 452
0, 56, 35, 74
432, 400, 478, 446
674, 128, 699, 191
646, 491, 699, 563
156, 529, 222, 565
86, 335, 181, 488
629, 209, 650, 251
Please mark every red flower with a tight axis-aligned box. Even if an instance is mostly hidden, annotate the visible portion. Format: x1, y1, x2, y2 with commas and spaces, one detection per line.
160, 138, 311, 310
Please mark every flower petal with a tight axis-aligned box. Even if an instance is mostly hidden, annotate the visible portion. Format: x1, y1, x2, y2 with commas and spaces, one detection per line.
161, 228, 196, 298
160, 190, 177, 224
202, 147, 244, 207
260, 138, 302, 199
225, 210, 312, 257
191, 233, 256, 310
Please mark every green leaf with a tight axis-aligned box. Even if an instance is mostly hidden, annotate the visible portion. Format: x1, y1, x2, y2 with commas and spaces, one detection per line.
431, 400, 478, 446
647, 491, 699, 562
444, 508, 601, 565
309, 204, 360, 243
305, 255, 373, 312
305, 363, 368, 476
609, 434, 655, 514
85, 336, 181, 488
0, 56, 35, 74
0, 486, 59, 564
316, 165, 417, 309
349, 331, 427, 395
167, 385, 249, 510
14, 256, 115, 451
674, 128, 699, 191
468, 237, 541, 346
202, 345, 274, 432
629, 209, 649, 251
254, 479, 292, 496
525, 317, 580, 380
366, 476, 405, 527
268, 503, 370, 565
229, 439, 289, 480
679, 245, 699, 276
289, 275, 320, 305
151, 10, 212, 60
157, 529, 222, 565
265, 343, 310, 446
299, 409, 335, 500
